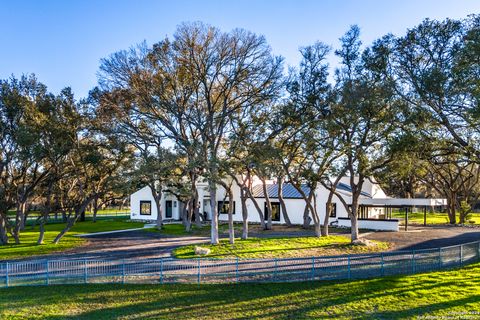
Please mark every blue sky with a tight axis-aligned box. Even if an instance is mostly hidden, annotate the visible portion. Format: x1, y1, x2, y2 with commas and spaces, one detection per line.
1, 0, 479, 98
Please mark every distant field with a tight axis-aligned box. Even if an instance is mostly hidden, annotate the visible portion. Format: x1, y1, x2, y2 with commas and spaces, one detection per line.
0, 262, 479, 319
391, 211, 480, 225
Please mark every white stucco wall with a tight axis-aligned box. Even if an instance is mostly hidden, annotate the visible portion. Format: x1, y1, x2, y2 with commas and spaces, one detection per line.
130, 186, 181, 221
129, 176, 408, 231
337, 218, 399, 231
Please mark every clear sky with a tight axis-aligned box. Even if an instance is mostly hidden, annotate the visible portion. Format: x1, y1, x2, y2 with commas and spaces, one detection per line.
1, 0, 479, 98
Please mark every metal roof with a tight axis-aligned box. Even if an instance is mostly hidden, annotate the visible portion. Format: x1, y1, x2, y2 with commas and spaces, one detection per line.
337, 182, 371, 198
251, 183, 311, 199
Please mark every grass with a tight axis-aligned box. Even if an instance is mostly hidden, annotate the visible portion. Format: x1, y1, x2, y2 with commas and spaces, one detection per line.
173, 235, 390, 259
0, 262, 479, 319
392, 211, 480, 225
0, 219, 144, 260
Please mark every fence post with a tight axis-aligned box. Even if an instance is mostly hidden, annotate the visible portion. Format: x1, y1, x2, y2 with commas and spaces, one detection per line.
122, 259, 125, 284
236, 257, 239, 283
197, 259, 200, 284
160, 259, 164, 284
45, 260, 49, 286
5, 262, 9, 288
460, 245, 464, 267
411, 250, 416, 274
380, 253, 385, 277
274, 258, 278, 282
311, 257, 315, 280
347, 255, 351, 279
84, 259, 88, 284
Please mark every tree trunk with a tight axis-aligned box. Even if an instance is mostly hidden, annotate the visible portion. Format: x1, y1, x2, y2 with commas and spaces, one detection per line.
446, 193, 456, 224
227, 187, 234, 244
350, 213, 359, 242
92, 196, 99, 223
240, 187, 248, 240
37, 220, 45, 244
191, 177, 201, 228
303, 191, 314, 228
53, 198, 93, 244
245, 188, 266, 229
277, 177, 291, 226
350, 197, 360, 242
154, 194, 163, 230
323, 191, 335, 237
0, 214, 9, 245
262, 179, 272, 230
209, 180, 219, 244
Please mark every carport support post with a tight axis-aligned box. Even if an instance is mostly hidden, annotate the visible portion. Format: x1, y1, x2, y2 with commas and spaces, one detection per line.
423, 207, 427, 226
404, 207, 408, 231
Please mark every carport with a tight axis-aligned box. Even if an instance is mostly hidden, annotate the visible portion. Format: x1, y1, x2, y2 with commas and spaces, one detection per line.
359, 198, 448, 231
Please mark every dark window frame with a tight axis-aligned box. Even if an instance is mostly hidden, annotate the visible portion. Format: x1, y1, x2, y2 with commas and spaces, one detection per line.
264, 202, 281, 222
140, 200, 152, 216
218, 201, 235, 214
327, 202, 337, 218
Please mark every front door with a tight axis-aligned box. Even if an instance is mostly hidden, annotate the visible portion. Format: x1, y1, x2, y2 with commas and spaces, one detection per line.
165, 201, 173, 219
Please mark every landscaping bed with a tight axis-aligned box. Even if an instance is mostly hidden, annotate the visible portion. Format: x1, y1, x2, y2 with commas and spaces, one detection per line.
173, 235, 390, 259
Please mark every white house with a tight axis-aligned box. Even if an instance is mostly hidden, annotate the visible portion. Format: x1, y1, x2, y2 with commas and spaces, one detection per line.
130, 176, 447, 231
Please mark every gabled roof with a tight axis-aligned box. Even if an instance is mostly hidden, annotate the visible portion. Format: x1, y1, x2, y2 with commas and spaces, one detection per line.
337, 182, 371, 198
251, 183, 311, 199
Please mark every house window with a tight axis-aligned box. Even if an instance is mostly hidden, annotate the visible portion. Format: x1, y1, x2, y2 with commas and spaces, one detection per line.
327, 203, 337, 218
140, 201, 152, 216
218, 201, 235, 214
264, 202, 281, 222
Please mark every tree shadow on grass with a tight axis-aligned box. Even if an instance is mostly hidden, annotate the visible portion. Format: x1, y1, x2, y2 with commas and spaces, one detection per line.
2, 264, 478, 319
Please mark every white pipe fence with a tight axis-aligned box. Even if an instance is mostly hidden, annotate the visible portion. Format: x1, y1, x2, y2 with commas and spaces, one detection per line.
1, 240, 479, 287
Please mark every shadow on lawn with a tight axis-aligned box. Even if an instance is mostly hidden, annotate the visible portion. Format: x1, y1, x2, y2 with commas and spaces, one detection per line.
4, 264, 476, 319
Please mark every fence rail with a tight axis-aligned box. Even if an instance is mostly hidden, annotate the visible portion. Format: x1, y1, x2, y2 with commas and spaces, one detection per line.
1, 240, 480, 287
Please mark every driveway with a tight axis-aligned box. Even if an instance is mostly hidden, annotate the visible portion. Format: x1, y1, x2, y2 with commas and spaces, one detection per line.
362, 225, 480, 250
12, 225, 480, 262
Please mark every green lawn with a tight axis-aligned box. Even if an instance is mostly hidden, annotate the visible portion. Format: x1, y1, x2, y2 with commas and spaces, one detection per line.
0, 262, 479, 319
392, 211, 480, 225
173, 235, 390, 259
0, 219, 144, 260
144, 223, 240, 236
